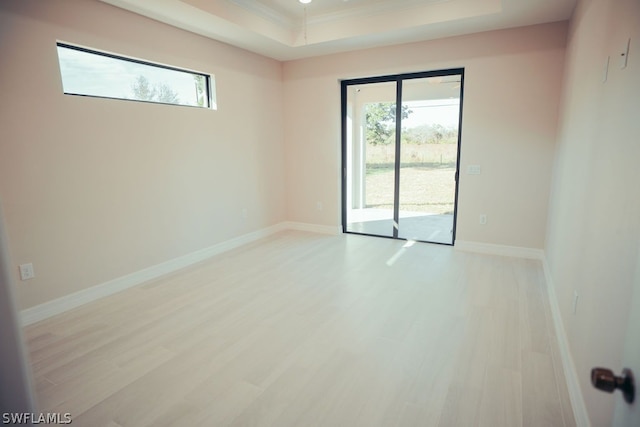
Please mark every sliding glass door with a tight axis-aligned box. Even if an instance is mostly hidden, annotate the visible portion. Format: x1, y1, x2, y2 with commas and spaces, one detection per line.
341, 69, 463, 245
343, 81, 398, 238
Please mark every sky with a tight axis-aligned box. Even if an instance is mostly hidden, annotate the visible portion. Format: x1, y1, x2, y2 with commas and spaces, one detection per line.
402, 99, 460, 128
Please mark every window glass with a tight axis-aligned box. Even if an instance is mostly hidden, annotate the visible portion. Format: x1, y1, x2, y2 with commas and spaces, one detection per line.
56, 43, 214, 109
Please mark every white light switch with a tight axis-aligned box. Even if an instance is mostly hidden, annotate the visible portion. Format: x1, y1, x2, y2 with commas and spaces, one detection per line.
19, 263, 35, 281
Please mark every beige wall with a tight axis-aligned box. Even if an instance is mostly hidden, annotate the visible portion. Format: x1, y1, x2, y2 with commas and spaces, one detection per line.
0, 0, 286, 309
0, 3, 567, 308
282, 22, 567, 249
545, 0, 640, 425
0, 0, 573, 325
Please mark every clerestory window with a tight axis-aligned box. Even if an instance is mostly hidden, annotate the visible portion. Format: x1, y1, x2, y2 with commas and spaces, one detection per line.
56, 42, 215, 109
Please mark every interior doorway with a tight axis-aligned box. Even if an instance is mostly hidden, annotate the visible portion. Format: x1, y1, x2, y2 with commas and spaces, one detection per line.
341, 69, 464, 245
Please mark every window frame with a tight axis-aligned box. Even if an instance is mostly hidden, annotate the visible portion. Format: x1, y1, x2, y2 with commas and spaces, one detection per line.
340, 68, 465, 246
56, 41, 216, 109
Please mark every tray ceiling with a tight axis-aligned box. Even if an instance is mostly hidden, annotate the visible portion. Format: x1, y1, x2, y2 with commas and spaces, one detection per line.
99, 0, 576, 60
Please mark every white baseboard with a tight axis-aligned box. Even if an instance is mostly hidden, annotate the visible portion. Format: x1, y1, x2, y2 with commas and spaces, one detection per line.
281, 221, 342, 235
455, 240, 544, 260
541, 256, 591, 427
20, 223, 289, 326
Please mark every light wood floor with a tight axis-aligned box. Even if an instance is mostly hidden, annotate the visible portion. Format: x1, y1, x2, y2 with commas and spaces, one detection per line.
24, 231, 576, 427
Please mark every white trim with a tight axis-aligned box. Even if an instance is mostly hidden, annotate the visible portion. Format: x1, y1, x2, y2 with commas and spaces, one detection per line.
542, 256, 591, 427
228, 0, 296, 29
281, 221, 342, 235
306, 0, 444, 26
454, 240, 544, 260
20, 223, 287, 326
20, 222, 342, 325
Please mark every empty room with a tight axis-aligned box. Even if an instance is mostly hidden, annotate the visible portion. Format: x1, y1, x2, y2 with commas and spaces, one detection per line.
0, 0, 638, 426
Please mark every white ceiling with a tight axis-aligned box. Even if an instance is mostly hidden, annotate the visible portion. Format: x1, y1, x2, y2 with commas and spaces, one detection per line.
99, 0, 576, 61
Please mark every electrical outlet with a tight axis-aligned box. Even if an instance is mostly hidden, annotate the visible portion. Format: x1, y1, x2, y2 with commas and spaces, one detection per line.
479, 214, 487, 225
316, 201, 323, 211
19, 263, 35, 281
241, 208, 248, 219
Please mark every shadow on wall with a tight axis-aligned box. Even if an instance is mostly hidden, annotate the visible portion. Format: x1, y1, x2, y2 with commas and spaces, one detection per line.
0, 200, 36, 419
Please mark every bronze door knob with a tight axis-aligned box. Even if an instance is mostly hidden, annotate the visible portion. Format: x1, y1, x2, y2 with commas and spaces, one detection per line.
591, 367, 635, 404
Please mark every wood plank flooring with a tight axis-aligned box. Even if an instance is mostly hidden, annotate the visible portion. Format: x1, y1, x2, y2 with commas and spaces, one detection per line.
24, 231, 576, 427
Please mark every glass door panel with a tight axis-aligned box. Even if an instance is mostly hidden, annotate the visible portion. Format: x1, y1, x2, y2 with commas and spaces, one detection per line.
342, 69, 463, 245
397, 76, 461, 244
345, 82, 397, 237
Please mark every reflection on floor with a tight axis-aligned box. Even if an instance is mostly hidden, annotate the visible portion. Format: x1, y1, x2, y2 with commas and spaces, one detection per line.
346, 208, 453, 244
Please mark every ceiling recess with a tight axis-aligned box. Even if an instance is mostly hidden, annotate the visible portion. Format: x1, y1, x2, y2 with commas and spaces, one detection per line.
98, 0, 576, 60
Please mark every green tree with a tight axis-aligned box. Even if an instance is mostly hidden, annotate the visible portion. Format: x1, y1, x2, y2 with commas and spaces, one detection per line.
193, 75, 206, 107
402, 123, 458, 144
132, 75, 155, 101
155, 83, 179, 104
365, 103, 411, 145
131, 75, 179, 104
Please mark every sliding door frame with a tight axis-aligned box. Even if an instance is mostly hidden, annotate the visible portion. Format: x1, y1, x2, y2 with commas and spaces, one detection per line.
341, 68, 465, 245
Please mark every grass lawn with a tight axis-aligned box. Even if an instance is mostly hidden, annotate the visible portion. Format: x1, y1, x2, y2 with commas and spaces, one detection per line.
365, 143, 457, 214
